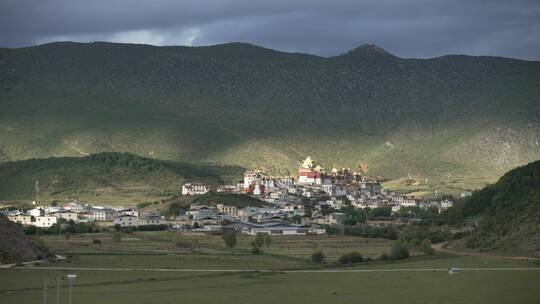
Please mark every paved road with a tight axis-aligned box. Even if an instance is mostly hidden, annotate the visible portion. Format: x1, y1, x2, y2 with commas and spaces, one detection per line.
7, 266, 540, 273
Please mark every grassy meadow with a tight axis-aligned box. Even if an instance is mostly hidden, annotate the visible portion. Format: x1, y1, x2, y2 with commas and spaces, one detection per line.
1, 231, 539, 304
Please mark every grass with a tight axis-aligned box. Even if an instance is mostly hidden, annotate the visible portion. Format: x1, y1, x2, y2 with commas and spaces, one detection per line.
1, 231, 538, 303
37, 232, 394, 263
0, 256, 538, 304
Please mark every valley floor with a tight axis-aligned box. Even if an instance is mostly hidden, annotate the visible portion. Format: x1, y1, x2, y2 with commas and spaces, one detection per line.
1, 232, 539, 304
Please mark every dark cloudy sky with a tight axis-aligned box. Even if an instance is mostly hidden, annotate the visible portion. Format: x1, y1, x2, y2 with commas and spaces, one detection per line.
1, 0, 539, 60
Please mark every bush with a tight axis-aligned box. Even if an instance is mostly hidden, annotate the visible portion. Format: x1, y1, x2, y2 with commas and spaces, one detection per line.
250, 247, 262, 255
222, 231, 238, 249
389, 242, 410, 260
112, 232, 122, 243
420, 239, 435, 255
24, 225, 38, 235
137, 202, 152, 209
250, 234, 265, 255
254, 234, 265, 248
338, 251, 364, 264
264, 235, 272, 247
326, 225, 398, 240
92, 239, 102, 245
176, 240, 191, 249
311, 251, 325, 263
379, 253, 389, 261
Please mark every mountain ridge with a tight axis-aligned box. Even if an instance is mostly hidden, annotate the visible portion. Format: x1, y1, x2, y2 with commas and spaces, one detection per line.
5, 41, 539, 62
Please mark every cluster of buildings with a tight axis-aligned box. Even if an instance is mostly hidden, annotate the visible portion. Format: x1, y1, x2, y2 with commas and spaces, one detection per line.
172, 157, 456, 234
2, 202, 165, 228
2, 157, 457, 236
186, 156, 454, 214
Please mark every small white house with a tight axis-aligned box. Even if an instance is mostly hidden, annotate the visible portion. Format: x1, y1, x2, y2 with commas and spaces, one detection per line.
52, 210, 79, 222
401, 196, 417, 207
312, 213, 346, 225
34, 216, 58, 228
182, 183, 210, 196
91, 209, 116, 222
114, 215, 138, 227
440, 199, 454, 209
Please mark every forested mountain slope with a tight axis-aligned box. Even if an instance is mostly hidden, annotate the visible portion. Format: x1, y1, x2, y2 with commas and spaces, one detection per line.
0, 152, 242, 204
449, 160, 540, 254
1, 42, 539, 191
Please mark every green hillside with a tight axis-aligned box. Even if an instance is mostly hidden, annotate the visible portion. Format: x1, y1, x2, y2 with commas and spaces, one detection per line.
0, 152, 243, 205
449, 160, 540, 254
1, 42, 539, 194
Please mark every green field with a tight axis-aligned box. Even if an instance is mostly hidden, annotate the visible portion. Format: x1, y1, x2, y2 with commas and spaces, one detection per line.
1, 232, 539, 303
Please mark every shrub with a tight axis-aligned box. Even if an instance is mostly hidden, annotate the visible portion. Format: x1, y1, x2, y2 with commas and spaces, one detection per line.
176, 240, 191, 250
420, 239, 435, 255
254, 234, 265, 248
264, 235, 272, 247
92, 239, 102, 245
222, 231, 238, 249
24, 225, 37, 235
379, 252, 389, 261
112, 232, 122, 243
389, 242, 410, 260
338, 251, 364, 264
137, 202, 152, 209
311, 251, 326, 263
250, 234, 265, 255
250, 247, 262, 255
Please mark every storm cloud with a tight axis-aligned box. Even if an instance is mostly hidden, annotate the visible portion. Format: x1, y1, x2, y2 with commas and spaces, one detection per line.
1, 0, 539, 60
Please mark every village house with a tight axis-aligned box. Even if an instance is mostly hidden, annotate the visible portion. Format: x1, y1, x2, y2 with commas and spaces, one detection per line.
9, 214, 58, 228
359, 181, 382, 196
62, 202, 85, 213
52, 210, 80, 222
440, 199, 454, 210
90, 208, 116, 222
28, 207, 45, 217
268, 190, 288, 201
216, 204, 238, 217
321, 183, 347, 197
138, 215, 166, 226
181, 183, 210, 196
8, 215, 34, 226
114, 214, 138, 227
223, 221, 325, 236
401, 196, 417, 207
119, 208, 139, 218
312, 212, 346, 226
34, 216, 58, 228
216, 185, 237, 193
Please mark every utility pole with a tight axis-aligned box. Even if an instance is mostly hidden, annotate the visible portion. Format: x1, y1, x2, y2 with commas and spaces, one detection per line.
43, 278, 47, 304
35, 180, 40, 205
67, 274, 77, 304
56, 276, 60, 304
